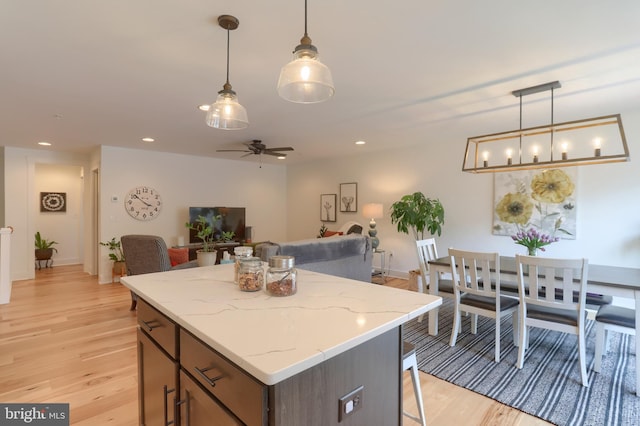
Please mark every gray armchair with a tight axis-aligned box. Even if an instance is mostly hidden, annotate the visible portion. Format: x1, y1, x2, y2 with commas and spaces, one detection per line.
121, 234, 197, 310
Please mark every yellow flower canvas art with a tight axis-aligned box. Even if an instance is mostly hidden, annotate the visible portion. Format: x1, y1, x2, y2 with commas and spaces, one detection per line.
493, 168, 576, 239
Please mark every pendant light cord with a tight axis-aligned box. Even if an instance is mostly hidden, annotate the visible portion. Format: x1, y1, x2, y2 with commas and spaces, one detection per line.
519, 94, 523, 163
550, 87, 555, 160
225, 28, 230, 86
304, 0, 308, 38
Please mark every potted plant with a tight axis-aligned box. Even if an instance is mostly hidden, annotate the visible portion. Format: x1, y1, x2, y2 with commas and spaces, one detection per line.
390, 192, 445, 240
35, 231, 58, 266
390, 192, 445, 288
185, 214, 221, 266
100, 237, 126, 280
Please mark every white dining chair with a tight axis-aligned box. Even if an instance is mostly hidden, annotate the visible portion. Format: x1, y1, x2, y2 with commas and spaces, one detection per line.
415, 239, 454, 323
448, 249, 519, 362
415, 238, 452, 294
593, 304, 637, 394
402, 341, 426, 426
515, 254, 589, 386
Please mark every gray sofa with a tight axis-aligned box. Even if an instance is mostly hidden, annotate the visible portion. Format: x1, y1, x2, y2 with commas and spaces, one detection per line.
255, 234, 372, 282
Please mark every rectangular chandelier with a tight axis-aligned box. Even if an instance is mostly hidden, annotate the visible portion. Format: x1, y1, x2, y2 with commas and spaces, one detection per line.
462, 82, 630, 173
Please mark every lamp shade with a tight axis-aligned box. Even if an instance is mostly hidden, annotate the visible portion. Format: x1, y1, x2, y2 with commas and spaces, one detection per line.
362, 203, 383, 220
277, 49, 335, 104
206, 91, 249, 130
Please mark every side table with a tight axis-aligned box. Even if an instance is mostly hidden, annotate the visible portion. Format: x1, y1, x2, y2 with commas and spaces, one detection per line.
372, 249, 386, 283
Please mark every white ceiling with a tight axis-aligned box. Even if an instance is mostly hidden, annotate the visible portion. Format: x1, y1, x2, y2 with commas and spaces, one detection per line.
2, 1, 640, 165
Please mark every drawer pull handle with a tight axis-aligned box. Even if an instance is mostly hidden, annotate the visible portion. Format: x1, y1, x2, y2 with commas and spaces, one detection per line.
141, 320, 160, 332
194, 366, 223, 387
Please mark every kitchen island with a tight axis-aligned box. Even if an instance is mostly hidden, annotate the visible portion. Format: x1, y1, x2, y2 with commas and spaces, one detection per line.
121, 263, 441, 426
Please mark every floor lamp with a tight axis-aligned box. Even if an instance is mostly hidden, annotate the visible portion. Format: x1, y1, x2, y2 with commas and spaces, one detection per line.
362, 203, 383, 250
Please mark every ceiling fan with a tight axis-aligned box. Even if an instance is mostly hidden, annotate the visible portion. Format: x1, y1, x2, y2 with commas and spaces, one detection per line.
216, 140, 294, 158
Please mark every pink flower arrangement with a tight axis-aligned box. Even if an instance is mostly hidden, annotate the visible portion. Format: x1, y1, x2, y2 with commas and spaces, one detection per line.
511, 228, 559, 255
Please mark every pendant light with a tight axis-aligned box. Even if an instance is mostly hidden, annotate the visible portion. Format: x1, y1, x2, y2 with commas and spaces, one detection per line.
206, 15, 248, 130
462, 81, 629, 173
277, 0, 334, 103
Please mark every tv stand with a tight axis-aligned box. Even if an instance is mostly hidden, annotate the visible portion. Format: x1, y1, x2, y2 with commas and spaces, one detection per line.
176, 242, 241, 262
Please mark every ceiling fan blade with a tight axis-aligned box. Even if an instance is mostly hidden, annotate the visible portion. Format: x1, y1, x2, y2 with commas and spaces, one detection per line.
262, 151, 287, 157
216, 149, 251, 152
266, 146, 294, 152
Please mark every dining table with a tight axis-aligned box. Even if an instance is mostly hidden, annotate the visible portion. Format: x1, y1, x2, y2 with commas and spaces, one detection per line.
426, 255, 640, 395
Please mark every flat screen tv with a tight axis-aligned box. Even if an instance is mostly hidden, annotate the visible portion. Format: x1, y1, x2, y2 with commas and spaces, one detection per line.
188, 207, 246, 243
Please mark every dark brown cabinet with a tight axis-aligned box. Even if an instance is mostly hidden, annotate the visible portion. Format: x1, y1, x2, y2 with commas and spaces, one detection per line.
137, 328, 178, 426
178, 370, 242, 426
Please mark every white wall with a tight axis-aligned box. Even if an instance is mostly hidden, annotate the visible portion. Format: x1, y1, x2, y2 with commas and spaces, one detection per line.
34, 163, 84, 266
5, 148, 92, 280
287, 108, 640, 276
98, 146, 288, 283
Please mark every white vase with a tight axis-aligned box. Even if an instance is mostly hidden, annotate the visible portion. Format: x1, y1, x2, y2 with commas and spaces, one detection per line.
196, 250, 217, 267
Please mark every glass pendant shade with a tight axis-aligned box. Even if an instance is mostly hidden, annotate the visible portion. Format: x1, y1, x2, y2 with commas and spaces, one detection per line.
277, 48, 335, 104
206, 15, 248, 130
206, 90, 248, 130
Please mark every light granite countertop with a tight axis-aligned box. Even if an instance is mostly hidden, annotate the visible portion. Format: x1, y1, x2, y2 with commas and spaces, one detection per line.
121, 263, 442, 385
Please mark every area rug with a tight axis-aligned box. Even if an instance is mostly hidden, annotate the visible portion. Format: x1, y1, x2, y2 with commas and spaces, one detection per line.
403, 300, 639, 426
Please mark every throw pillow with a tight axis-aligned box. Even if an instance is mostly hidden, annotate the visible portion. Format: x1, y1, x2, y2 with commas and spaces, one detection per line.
346, 224, 363, 234
168, 247, 189, 266
323, 230, 343, 237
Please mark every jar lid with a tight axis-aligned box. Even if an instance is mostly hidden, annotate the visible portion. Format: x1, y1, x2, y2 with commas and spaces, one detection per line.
269, 255, 295, 268
239, 256, 261, 264
234, 246, 253, 255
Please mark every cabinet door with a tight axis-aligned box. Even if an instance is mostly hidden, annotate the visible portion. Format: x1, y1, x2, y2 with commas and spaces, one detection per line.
138, 329, 178, 426
179, 370, 242, 426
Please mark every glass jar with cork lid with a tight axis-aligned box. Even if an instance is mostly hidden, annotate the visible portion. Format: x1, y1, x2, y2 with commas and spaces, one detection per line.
265, 255, 297, 296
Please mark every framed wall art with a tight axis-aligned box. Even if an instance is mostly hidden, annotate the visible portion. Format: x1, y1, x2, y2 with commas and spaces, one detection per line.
493, 168, 577, 239
40, 192, 67, 212
339, 182, 358, 212
320, 194, 337, 222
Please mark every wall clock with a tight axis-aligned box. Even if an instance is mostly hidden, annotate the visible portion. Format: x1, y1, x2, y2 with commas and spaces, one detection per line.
125, 186, 162, 221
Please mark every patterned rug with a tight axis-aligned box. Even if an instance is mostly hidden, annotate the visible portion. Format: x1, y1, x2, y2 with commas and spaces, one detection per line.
403, 300, 639, 426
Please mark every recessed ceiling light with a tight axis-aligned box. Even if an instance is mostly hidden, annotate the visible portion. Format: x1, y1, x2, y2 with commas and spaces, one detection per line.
198, 104, 211, 111
38, 141, 51, 146
277, 155, 286, 160
355, 140, 366, 145
142, 137, 155, 142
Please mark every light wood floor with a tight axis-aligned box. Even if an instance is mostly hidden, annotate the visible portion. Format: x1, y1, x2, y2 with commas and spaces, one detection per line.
0, 266, 551, 425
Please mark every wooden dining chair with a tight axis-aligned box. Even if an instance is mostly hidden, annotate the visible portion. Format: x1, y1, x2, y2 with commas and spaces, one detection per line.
515, 254, 589, 386
448, 249, 519, 362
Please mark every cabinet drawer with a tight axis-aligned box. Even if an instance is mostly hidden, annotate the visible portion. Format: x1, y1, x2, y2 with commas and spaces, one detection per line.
138, 298, 178, 359
180, 329, 267, 426
179, 370, 243, 426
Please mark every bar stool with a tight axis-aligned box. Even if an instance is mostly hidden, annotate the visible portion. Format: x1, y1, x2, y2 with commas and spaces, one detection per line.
593, 304, 637, 395
403, 341, 426, 426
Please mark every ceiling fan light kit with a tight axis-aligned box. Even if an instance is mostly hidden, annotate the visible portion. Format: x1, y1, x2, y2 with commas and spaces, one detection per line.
462, 81, 629, 173
277, 0, 335, 104
207, 15, 249, 130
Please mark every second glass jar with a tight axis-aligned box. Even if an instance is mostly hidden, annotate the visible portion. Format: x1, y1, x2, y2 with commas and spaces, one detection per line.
265, 255, 297, 296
